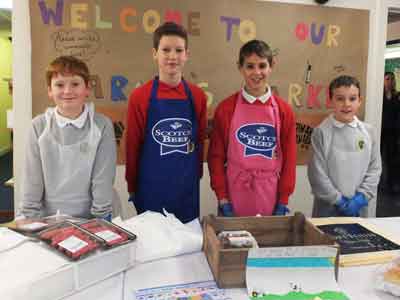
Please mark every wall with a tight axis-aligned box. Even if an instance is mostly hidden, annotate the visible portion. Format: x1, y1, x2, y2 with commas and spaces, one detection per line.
388, 20, 400, 41
12, 0, 394, 219
0, 29, 12, 155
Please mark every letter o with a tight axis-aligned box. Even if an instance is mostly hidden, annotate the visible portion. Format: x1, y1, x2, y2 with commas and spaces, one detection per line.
238, 19, 256, 43
143, 9, 161, 33
295, 22, 309, 41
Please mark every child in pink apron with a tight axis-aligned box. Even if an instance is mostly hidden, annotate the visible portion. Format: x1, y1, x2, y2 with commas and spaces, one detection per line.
208, 40, 296, 217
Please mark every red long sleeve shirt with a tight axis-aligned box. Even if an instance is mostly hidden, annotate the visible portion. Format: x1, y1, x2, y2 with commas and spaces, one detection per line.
125, 79, 207, 193
207, 91, 297, 204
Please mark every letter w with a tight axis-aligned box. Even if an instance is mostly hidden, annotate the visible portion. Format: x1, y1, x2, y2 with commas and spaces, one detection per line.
38, 0, 64, 26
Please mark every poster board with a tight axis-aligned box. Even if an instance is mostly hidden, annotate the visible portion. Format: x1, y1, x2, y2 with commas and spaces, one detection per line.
30, 0, 369, 164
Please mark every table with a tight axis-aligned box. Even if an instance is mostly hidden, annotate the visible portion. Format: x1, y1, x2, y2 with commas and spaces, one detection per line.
123, 217, 400, 300
2, 217, 400, 300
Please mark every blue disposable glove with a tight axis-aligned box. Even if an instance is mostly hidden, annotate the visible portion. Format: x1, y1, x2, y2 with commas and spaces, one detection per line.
335, 196, 350, 215
273, 203, 290, 216
102, 213, 112, 222
344, 192, 368, 217
219, 202, 234, 217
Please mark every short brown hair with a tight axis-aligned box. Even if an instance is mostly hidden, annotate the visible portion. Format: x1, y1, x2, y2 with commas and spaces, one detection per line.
329, 75, 361, 99
153, 22, 188, 50
46, 56, 90, 87
238, 39, 274, 67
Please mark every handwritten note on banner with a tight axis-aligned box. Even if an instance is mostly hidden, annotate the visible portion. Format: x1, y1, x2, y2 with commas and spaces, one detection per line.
246, 246, 349, 300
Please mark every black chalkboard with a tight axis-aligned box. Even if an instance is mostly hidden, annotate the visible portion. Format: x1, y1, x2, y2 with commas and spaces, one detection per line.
317, 223, 400, 255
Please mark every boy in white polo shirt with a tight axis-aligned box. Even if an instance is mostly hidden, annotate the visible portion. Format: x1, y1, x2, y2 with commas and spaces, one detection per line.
20, 56, 116, 220
308, 75, 382, 217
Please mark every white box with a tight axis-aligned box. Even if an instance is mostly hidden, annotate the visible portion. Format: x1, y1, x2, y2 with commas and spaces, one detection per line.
4, 240, 136, 300
76, 242, 134, 289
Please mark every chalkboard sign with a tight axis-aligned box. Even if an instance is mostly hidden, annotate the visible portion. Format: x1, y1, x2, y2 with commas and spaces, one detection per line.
317, 223, 400, 255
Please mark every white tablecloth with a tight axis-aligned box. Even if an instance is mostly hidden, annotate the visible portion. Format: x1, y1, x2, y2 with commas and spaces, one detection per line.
123, 217, 400, 300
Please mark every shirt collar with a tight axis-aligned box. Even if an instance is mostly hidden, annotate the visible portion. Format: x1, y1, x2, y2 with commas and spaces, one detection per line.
331, 114, 360, 128
241, 86, 272, 104
55, 104, 88, 129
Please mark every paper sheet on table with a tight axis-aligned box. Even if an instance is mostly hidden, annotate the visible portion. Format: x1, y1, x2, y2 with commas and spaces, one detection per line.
133, 280, 231, 300
113, 210, 203, 263
246, 246, 349, 300
0, 227, 30, 252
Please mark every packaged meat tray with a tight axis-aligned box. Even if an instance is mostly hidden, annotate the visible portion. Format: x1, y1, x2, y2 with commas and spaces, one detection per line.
79, 219, 136, 248
37, 221, 102, 261
14, 219, 50, 234
14, 214, 86, 235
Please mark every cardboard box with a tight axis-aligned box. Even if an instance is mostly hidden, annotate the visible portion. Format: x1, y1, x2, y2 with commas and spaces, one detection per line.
203, 212, 338, 288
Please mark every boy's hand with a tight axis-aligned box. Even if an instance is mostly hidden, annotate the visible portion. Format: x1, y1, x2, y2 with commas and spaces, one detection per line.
219, 202, 234, 217
335, 196, 350, 215
344, 192, 368, 217
273, 203, 290, 216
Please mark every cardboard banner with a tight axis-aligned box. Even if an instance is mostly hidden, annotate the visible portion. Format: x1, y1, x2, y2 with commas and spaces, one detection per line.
30, 0, 369, 164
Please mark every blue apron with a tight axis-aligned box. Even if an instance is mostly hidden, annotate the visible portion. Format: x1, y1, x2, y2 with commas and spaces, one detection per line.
134, 77, 200, 223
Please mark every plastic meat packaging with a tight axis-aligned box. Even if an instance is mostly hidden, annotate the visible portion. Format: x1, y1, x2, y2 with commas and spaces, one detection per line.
376, 256, 400, 296
79, 219, 136, 248
37, 221, 102, 261
15, 214, 85, 235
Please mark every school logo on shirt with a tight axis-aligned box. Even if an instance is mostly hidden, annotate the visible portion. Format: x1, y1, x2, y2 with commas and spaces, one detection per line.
357, 138, 365, 151
236, 123, 277, 159
152, 118, 194, 155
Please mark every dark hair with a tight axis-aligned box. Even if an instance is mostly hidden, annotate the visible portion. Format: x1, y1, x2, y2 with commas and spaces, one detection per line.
153, 22, 188, 50
46, 56, 90, 87
328, 75, 360, 99
238, 39, 274, 67
385, 71, 395, 78
384, 71, 397, 95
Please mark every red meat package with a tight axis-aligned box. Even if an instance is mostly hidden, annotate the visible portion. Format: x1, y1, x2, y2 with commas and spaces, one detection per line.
79, 219, 136, 247
37, 222, 101, 260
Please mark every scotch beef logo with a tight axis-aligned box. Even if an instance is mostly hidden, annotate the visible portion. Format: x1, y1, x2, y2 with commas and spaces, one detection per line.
236, 123, 276, 159
152, 118, 193, 155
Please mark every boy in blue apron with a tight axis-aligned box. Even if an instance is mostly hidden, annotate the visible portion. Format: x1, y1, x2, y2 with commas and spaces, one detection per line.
20, 56, 116, 220
308, 75, 382, 217
125, 22, 207, 223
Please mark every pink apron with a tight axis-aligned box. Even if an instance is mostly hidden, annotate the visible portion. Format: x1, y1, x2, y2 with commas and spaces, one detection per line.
226, 93, 282, 216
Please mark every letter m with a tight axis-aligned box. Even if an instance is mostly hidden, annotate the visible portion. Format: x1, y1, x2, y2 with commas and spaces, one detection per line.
38, 0, 64, 26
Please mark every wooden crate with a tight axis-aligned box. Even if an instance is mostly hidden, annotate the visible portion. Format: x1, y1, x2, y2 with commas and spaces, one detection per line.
202, 212, 338, 288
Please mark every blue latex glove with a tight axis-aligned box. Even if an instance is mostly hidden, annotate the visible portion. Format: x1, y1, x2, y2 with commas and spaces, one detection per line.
344, 192, 368, 217
335, 196, 350, 215
102, 213, 112, 222
219, 202, 234, 217
273, 203, 290, 216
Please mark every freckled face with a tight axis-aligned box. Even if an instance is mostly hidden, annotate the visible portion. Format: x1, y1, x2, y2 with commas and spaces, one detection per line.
239, 53, 272, 97
332, 85, 361, 123
48, 73, 89, 119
